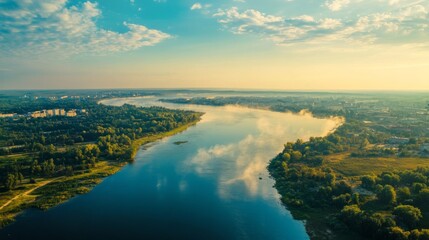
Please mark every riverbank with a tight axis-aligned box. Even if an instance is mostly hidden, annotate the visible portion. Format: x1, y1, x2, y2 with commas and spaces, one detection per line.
0, 118, 201, 228
268, 131, 429, 240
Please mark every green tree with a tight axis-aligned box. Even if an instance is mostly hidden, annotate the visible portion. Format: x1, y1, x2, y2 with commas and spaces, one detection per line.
361, 175, 377, 189
417, 188, 429, 205
334, 180, 352, 195
282, 153, 291, 162
409, 229, 429, 240
378, 185, 397, 205
397, 187, 411, 202
413, 183, 427, 194
332, 193, 351, 208
393, 205, 423, 229
290, 151, 303, 161
326, 172, 336, 186
4, 173, 17, 190
387, 227, 410, 240
340, 204, 363, 226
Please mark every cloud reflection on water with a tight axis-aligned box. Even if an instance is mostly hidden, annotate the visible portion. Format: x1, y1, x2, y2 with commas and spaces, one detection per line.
183, 105, 341, 201
101, 97, 342, 201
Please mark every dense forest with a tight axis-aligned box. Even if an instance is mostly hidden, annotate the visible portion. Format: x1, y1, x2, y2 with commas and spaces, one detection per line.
0, 97, 202, 192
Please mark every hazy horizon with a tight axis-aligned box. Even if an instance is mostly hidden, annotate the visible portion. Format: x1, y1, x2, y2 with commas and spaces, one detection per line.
1, 87, 429, 93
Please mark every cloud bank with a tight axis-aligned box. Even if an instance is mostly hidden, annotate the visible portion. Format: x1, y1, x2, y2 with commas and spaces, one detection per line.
0, 0, 171, 57
213, 1, 429, 46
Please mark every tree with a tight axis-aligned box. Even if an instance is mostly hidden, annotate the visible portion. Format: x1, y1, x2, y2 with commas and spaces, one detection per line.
387, 227, 410, 240
378, 185, 397, 205
42, 159, 56, 176
4, 173, 17, 190
397, 187, 411, 202
393, 205, 422, 229
31, 160, 42, 176
340, 204, 363, 226
290, 151, 303, 161
282, 153, 291, 162
413, 183, 427, 194
326, 172, 336, 186
361, 175, 377, 189
381, 172, 401, 186
16, 172, 24, 183
417, 188, 429, 205
360, 213, 396, 239
409, 229, 429, 240
332, 193, 351, 208
334, 180, 352, 195
352, 192, 360, 205
281, 161, 288, 173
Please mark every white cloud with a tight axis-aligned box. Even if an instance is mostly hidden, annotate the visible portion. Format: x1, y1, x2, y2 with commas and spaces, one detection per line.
324, 0, 351, 11
191, 3, 202, 10
319, 18, 342, 29
291, 15, 315, 22
214, 5, 429, 46
0, 1, 171, 58
214, 8, 341, 44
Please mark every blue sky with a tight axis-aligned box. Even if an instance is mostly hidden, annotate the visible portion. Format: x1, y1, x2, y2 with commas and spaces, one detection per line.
1, 0, 429, 90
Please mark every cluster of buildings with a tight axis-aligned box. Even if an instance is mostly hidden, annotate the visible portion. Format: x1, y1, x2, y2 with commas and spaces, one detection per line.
0, 109, 86, 119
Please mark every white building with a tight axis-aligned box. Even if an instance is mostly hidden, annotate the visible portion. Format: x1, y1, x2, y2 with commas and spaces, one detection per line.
46, 109, 54, 116
66, 110, 77, 117
0, 113, 16, 118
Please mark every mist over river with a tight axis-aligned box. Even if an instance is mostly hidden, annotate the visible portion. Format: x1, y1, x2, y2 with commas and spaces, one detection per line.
0, 95, 340, 240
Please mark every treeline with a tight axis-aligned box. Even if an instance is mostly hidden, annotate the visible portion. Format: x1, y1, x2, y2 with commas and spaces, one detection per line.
0, 100, 200, 154
0, 100, 201, 190
163, 95, 429, 139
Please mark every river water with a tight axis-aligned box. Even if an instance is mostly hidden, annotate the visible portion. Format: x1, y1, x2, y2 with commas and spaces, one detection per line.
0, 95, 339, 240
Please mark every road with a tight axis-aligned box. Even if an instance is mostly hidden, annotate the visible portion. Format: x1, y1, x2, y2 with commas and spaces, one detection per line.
0, 179, 54, 211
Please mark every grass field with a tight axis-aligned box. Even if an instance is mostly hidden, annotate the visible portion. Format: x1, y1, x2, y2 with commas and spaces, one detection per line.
325, 152, 429, 177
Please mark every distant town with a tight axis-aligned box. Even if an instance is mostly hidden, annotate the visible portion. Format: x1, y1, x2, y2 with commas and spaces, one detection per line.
0, 108, 86, 118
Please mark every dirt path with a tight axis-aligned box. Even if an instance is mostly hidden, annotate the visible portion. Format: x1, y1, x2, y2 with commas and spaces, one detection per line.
0, 179, 54, 211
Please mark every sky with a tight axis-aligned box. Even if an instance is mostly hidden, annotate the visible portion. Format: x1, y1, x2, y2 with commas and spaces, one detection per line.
0, 0, 429, 90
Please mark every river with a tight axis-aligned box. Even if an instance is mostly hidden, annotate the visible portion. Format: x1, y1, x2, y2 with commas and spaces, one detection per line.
0, 95, 339, 240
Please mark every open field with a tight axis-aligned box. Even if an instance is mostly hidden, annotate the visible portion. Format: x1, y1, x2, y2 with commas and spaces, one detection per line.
325, 152, 429, 177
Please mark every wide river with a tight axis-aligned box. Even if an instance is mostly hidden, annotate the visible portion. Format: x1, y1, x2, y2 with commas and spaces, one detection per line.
0, 95, 339, 240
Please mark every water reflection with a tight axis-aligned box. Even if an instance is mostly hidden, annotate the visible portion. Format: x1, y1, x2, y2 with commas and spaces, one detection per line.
102, 97, 340, 201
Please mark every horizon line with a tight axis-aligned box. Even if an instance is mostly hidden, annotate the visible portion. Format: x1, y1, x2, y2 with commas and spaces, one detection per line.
1, 87, 429, 94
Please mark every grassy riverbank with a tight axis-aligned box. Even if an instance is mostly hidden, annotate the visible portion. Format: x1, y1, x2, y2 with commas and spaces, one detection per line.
0, 118, 201, 228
